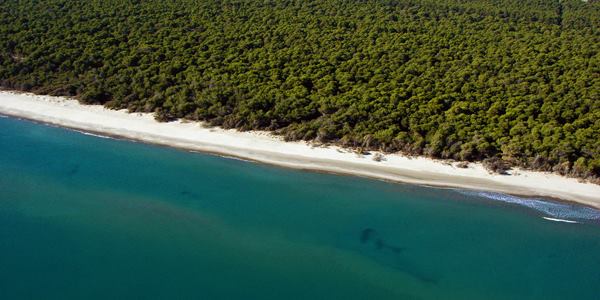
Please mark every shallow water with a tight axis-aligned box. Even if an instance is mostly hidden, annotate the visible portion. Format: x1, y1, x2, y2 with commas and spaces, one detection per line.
1, 116, 600, 299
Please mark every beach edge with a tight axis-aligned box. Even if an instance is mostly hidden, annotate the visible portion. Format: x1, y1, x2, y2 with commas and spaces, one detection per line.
2, 90, 599, 208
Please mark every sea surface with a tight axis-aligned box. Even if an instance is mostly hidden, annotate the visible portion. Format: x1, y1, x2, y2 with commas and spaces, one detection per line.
1, 116, 600, 300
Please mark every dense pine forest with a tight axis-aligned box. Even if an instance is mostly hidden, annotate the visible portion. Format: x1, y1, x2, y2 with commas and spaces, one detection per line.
1, 0, 599, 181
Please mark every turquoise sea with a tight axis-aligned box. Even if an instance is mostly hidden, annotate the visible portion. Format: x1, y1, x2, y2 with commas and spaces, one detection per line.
1, 115, 600, 300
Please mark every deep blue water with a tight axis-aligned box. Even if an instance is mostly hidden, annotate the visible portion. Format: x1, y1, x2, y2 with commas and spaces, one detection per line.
1, 115, 600, 299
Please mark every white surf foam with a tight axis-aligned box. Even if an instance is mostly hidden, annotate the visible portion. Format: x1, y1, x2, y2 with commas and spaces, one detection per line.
460, 191, 600, 221
71, 129, 114, 139
217, 154, 252, 163
542, 217, 578, 224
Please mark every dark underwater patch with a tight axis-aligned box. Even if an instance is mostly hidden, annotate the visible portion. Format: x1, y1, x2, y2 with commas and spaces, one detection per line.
359, 227, 437, 284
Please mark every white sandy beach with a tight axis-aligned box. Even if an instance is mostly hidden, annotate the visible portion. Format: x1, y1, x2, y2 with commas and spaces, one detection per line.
1, 91, 599, 208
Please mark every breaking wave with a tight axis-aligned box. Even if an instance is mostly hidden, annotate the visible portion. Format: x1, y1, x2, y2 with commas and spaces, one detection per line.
459, 191, 600, 222
71, 129, 114, 140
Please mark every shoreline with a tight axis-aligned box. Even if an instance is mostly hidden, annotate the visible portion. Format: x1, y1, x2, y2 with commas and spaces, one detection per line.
2, 90, 600, 209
